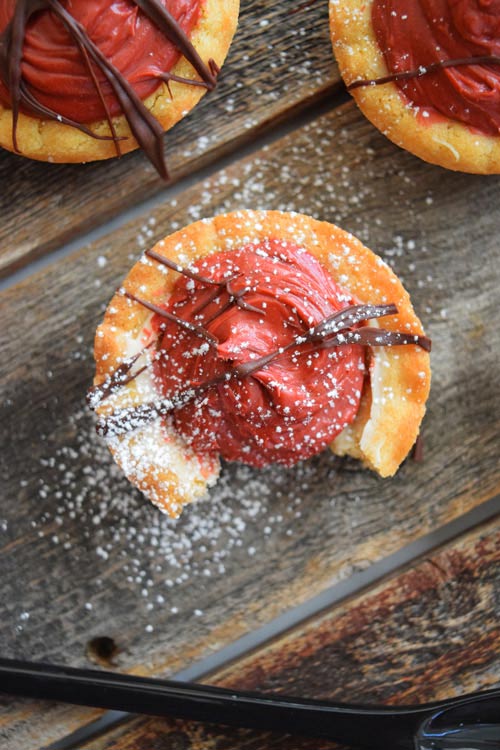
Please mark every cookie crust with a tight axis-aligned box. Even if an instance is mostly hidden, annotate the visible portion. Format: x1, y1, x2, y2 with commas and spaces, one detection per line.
0, 0, 239, 164
93, 210, 431, 516
329, 0, 500, 174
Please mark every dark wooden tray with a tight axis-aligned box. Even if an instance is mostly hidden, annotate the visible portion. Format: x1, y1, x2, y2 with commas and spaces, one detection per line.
1, 2, 499, 748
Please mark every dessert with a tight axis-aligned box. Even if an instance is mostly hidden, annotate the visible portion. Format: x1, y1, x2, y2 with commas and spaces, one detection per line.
329, 1, 500, 173
0, 0, 239, 177
89, 210, 431, 517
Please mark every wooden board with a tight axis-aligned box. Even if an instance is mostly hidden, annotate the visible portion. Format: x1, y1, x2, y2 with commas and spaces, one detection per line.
0, 0, 341, 278
64, 516, 500, 749
1, 99, 500, 749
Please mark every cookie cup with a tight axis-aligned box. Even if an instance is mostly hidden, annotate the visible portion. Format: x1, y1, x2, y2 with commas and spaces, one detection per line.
329, 0, 500, 174
0, 0, 239, 164
93, 210, 431, 516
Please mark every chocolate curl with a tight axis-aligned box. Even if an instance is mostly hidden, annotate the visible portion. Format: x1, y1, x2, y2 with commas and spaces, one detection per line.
52, 0, 168, 179
348, 55, 500, 91
77, 40, 122, 156
5, 0, 30, 152
311, 303, 398, 339
96, 303, 432, 436
145, 247, 263, 314
87, 351, 143, 410
121, 288, 218, 345
97, 380, 217, 437
321, 326, 432, 352
145, 247, 221, 285
134, 0, 218, 89
86, 340, 157, 409
97, 400, 173, 438
234, 304, 430, 379
90, 266, 431, 437
310, 304, 431, 352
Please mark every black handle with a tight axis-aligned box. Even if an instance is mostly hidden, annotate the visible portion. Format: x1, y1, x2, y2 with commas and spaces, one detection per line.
0, 657, 428, 749
416, 692, 500, 750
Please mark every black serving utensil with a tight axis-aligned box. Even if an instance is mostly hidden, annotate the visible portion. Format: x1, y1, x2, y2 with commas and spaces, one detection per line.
0, 658, 498, 749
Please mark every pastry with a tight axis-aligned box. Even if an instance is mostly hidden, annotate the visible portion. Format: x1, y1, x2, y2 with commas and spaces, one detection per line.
88, 210, 431, 517
329, 1, 500, 173
0, 0, 239, 177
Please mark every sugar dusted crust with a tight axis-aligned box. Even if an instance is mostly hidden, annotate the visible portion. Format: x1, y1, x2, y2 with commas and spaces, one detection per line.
93, 210, 431, 516
329, 0, 500, 174
0, 0, 239, 164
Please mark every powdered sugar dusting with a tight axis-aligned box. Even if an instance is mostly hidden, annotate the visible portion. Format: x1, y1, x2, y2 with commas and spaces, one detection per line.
1, 95, 438, 648
15, 402, 323, 632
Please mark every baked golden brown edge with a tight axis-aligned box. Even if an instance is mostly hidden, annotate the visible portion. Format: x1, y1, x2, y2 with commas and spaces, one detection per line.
0, 0, 239, 163
94, 210, 431, 515
329, 0, 500, 174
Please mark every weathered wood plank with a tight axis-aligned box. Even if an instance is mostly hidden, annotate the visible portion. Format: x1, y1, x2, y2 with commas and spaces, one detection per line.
81, 516, 500, 749
0, 0, 340, 278
1, 100, 500, 749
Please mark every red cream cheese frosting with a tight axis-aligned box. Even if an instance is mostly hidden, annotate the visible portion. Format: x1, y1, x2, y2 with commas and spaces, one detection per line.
372, 0, 500, 135
0, 0, 201, 122
151, 240, 366, 468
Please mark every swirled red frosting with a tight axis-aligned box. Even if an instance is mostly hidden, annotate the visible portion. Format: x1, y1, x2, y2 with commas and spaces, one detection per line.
0, 0, 201, 122
152, 241, 366, 468
372, 0, 500, 134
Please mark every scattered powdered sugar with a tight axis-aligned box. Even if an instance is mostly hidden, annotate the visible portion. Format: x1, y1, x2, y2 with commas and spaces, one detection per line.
3, 63, 440, 642
20, 401, 317, 629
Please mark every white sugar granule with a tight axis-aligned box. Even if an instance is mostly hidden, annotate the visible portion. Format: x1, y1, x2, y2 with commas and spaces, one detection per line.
21, 404, 320, 623
11, 95, 433, 634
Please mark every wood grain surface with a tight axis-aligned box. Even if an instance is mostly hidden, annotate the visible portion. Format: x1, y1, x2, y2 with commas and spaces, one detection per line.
0, 0, 341, 278
79, 515, 500, 749
1, 99, 500, 749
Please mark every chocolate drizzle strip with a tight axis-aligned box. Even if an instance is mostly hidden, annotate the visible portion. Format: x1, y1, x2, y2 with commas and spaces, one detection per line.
122, 288, 219, 345
0, 0, 218, 178
87, 340, 156, 409
347, 55, 500, 91
88, 249, 431, 438
145, 247, 263, 315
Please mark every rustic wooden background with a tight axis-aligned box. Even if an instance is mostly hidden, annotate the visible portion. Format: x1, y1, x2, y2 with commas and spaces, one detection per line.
81, 516, 500, 750
1, 1, 499, 749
